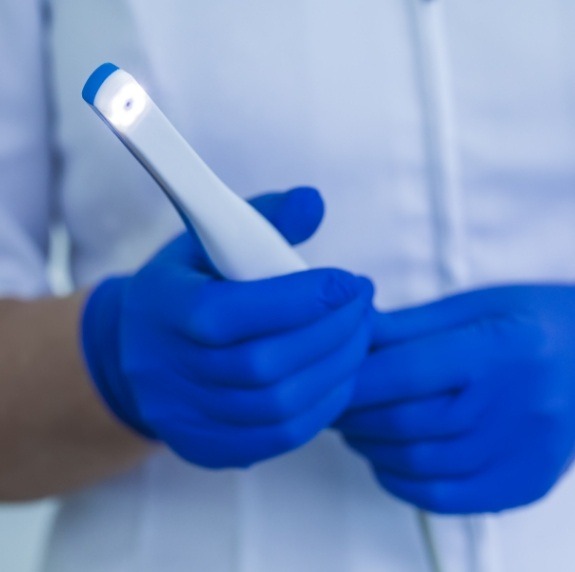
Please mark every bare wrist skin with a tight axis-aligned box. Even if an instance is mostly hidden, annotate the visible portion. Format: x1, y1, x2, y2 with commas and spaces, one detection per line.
0, 291, 152, 501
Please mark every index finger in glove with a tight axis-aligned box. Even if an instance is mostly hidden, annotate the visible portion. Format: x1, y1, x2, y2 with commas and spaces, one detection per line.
335, 391, 485, 443
372, 286, 527, 347
348, 320, 503, 410
175, 269, 374, 346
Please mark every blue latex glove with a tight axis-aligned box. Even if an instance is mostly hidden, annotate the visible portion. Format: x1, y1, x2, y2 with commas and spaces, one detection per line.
336, 285, 575, 514
82, 187, 374, 468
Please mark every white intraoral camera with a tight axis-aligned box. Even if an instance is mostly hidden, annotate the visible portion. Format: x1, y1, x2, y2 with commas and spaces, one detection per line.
83, 63, 307, 281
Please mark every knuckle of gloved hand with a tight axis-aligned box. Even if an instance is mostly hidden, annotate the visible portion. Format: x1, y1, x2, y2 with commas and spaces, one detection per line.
239, 344, 282, 385
215, 386, 296, 426
508, 464, 559, 508
263, 385, 303, 424
375, 473, 454, 514
534, 466, 562, 504
401, 481, 454, 514
270, 420, 310, 456
185, 284, 231, 346
419, 483, 455, 514
400, 444, 434, 476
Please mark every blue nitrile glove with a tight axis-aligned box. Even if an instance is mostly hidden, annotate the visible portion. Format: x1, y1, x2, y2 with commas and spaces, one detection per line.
335, 285, 575, 514
82, 187, 374, 468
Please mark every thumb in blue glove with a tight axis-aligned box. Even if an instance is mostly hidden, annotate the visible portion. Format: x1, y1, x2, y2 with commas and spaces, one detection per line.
336, 285, 575, 514
82, 187, 374, 468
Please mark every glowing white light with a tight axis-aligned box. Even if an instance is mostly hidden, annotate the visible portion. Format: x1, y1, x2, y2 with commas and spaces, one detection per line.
106, 82, 148, 130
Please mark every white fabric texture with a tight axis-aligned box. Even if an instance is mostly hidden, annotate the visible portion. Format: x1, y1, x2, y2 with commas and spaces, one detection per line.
0, 0, 51, 298
1, 0, 575, 570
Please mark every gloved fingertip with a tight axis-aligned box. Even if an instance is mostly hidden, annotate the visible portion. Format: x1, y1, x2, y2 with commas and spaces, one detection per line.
321, 270, 371, 309
283, 186, 325, 244
250, 187, 325, 245
286, 186, 324, 214
356, 276, 375, 300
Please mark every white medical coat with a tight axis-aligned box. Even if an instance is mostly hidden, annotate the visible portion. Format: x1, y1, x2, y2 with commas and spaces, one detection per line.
2, 0, 575, 570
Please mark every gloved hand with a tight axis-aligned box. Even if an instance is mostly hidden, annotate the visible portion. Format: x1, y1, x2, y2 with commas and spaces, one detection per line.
335, 285, 575, 514
82, 187, 374, 469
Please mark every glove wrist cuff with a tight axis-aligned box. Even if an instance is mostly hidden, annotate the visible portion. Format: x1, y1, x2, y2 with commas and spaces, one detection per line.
81, 277, 156, 439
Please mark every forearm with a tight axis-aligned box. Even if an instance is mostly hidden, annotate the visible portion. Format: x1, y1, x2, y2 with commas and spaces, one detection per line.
0, 292, 152, 502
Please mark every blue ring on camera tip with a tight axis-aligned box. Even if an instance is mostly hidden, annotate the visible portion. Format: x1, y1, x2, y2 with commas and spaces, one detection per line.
82, 63, 120, 105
